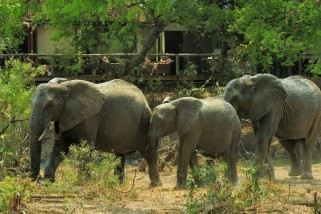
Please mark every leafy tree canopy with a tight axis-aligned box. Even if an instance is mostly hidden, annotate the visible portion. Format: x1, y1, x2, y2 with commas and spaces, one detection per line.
0, 0, 29, 53
231, 0, 321, 74
2, 0, 321, 75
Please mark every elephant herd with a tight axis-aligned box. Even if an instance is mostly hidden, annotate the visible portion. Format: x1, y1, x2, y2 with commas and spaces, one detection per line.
29, 74, 321, 188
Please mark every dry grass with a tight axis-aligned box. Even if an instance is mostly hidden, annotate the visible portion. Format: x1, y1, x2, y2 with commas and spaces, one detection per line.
24, 161, 321, 214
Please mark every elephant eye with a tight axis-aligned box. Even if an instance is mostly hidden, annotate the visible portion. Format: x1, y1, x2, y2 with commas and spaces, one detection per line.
47, 101, 54, 108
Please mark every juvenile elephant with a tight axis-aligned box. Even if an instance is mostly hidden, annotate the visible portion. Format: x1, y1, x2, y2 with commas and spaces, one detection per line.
29, 78, 161, 185
148, 97, 242, 188
223, 74, 321, 180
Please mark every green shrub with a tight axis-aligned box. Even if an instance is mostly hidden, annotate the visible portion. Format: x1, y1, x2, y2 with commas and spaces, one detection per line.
62, 141, 120, 187
186, 160, 243, 214
0, 176, 35, 212
0, 58, 44, 179
186, 160, 282, 213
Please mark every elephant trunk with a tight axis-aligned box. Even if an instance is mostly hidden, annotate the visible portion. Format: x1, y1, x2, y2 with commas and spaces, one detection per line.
148, 127, 160, 165
222, 91, 231, 103
148, 126, 162, 186
29, 105, 50, 180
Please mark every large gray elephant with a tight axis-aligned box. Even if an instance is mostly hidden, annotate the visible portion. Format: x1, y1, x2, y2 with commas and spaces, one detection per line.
29, 78, 161, 186
148, 97, 241, 188
223, 74, 321, 180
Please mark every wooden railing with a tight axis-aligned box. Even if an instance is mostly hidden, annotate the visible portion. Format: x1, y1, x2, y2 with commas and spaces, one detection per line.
0, 53, 224, 82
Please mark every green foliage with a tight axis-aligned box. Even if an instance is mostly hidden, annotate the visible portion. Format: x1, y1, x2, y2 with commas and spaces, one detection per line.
0, 176, 35, 212
0, 0, 29, 52
140, 77, 166, 108
0, 59, 44, 178
186, 160, 243, 214
0, 59, 44, 118
10, 0, 232, 74
62, 141, 120, 187
214, 81, 225, 96
232, 0, 321, 74
38, 142, 121, 203
186, 160, 283, 213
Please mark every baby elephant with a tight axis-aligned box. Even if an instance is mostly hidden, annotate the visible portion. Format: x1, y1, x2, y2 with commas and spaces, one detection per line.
148, 97, 241, 188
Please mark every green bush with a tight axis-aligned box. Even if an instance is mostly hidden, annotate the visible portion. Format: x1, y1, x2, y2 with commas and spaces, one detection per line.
0, 58, 44, 179
186, 160, 243, 214
62, 141, 120, 187
0, 176, 35, 212
186, 160, 282, 213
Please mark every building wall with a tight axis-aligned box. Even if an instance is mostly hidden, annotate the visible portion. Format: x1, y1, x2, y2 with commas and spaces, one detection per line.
36, 25, 71, 54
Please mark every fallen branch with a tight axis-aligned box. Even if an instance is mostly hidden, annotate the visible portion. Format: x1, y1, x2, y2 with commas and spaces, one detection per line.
108, 169, 137, 194
31, 194, 79, 200
290, 201, 315, 207
0, 117, 28, 135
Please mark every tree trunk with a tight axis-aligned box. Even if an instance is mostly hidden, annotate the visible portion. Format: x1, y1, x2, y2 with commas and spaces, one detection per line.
125, 20, 166, 74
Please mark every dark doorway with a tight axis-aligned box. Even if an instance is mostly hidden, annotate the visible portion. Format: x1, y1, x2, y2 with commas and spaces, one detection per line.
165, 31, 183, 53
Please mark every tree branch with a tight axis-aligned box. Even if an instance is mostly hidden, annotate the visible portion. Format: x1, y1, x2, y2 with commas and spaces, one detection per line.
0, 117, 28, 135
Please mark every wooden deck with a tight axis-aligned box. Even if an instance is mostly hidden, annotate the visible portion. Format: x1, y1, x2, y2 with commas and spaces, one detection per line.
35, 74, 227, 84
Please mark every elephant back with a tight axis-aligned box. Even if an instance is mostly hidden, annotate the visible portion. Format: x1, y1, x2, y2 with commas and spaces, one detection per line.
98, 79, 152, 139
277, 76, 321, 139
281, 76, 321, 114
201, 97, 241, 131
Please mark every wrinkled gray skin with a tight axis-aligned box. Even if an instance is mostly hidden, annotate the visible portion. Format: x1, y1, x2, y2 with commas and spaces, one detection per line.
29, 78, 161, 186
148, 97, 241, 188
223, 74, 321, 180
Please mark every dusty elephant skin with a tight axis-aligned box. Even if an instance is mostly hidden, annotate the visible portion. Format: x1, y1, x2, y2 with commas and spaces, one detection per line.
148, 97, 241, 188
223, 74, 321, 181
29, 78, 161, 186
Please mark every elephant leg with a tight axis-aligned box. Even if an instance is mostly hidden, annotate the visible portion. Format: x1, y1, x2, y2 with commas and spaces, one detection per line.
301, 138, 316, 180
44, 137, 70, 182
279, 139, 302, 177
114, 154, 126, 183
176, 134, 199, 189
264, 150, 276, 182
223, 152, 238, 185
254, 113, 280, 179
189, 151, 201, 186
315, 138, 321, 161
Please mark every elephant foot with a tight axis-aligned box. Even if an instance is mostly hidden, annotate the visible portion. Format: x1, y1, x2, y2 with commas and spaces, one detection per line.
301, 172, 314, 180
29, 173, 43, 182
231, 179, 238, 186
175, 183, 186, 189
44, 169, 55, 182
150, 179, 162, 187
288, 168, 301, 177
176, 179, 187, 189
118, 175, 125, 184
175, 174, 188, 189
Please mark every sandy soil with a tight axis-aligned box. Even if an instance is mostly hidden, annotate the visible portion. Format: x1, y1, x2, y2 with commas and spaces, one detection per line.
26, 122, 321, 213
25, 161, 321, 214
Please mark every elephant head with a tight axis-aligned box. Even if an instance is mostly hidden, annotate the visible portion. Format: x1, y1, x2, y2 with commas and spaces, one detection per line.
29, 80, 105, 179
222, 74, 287, 120
148, 97, 202, 175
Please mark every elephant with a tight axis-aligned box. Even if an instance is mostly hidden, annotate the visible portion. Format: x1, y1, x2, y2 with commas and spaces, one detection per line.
148, 97, 242, 188
223, 74, 321, 180
29, 78, 161, 186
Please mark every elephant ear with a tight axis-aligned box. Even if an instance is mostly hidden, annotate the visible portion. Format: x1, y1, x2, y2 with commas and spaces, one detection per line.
249, 74, 287, 120
173, 97, 203, 138
59, 80, 105, 131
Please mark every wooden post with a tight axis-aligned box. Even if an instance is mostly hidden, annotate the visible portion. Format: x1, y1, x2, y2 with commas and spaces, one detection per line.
50, 56, 54, 76
175, 55, 179, 75
298, 59, 303, 75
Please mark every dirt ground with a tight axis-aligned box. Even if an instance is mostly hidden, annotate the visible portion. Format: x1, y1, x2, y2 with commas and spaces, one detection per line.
25, 123, 321, 213
25, 160, 321, 214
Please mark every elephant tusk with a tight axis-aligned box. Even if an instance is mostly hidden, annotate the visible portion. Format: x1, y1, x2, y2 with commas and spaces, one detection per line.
38, 127, 49, 141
